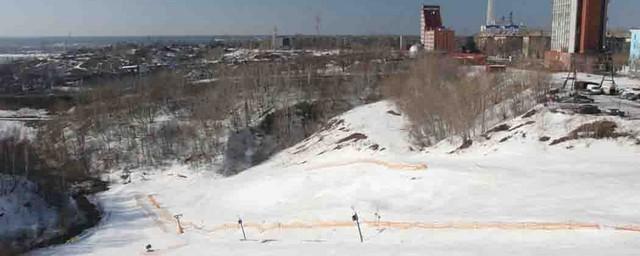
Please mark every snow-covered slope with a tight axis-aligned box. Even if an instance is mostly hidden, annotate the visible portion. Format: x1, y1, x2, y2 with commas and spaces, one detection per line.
0, 111, 90, 253
1, 176, 85, 248
33, 101, 640, 256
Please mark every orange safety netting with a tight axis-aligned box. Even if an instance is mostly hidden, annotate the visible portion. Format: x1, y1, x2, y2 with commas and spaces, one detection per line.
142, 195, 640, 235
307, 159, 428, 171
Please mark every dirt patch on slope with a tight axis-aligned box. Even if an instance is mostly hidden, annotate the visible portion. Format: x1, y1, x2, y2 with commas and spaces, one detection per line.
550, 121, 630, 146
486, 124, 510, 134
449, 139, 473, 154
509, 121, 535, 131
387, 110, 402, 116
521, 109, 537, 119
336, 133, 368, 144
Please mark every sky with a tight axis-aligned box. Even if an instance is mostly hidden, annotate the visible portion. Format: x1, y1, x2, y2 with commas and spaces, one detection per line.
0, 0, 638, 37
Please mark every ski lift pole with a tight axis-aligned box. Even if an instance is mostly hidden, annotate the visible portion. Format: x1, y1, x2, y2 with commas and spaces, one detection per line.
352, 212, 364, 243
238, 218, 247, 240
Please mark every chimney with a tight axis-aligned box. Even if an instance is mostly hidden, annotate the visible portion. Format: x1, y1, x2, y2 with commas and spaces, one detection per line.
272, 26, 278, 50
486, 0, 495, 25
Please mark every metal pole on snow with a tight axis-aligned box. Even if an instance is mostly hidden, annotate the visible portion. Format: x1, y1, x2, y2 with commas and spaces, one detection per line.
238, 218, 247, 240
352, 212, 364, 243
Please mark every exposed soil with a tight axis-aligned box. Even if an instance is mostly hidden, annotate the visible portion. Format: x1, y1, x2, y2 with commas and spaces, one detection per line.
499, 136, 512, 143
521, 109, 537, 119
449, 139, 473, 154
509, 121, 536, 131
336, 133, 368, 144
486, 124, 511, 134
386, 110, 402, 116
550, 121, 630, 146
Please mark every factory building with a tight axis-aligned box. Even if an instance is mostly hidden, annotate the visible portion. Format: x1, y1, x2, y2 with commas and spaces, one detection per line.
546, 0, 610, 70
474, 0, 546, 61
423, 30, 456, 52
420, 5, 456, 53
481, 0, 525, 36
523, 32, 552, 59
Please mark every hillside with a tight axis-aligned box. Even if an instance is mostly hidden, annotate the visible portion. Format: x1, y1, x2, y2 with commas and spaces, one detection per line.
33, 100, 640, 256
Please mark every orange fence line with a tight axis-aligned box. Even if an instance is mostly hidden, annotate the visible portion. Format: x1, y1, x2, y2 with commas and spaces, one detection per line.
204, 220, 609, 233
148, 194, 162, 209
144, 195, 640, 235
615, 226, 640, 232
134, 195, 170, 233
307, 159, 428, 171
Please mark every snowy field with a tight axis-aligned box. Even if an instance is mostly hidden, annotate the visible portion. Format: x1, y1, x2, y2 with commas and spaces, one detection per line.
30, 98, 640, 256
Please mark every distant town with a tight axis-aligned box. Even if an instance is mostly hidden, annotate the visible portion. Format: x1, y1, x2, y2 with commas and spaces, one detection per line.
0, 0, 636, 100
4, 0, 640, 255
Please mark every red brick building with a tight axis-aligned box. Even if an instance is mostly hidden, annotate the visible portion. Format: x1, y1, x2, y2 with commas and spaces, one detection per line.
420, 5, 456, 53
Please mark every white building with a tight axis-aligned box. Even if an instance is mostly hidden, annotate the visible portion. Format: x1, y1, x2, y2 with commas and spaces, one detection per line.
630, 29, 640, 73
551, 0, 580, 53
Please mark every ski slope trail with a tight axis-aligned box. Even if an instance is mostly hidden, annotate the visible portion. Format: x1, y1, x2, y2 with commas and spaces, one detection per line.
33, 101, 640, 255
145, 193, 640, 234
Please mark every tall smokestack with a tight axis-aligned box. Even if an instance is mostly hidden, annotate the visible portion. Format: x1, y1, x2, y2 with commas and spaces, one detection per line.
272, 26, 278, 50
486, 0, 495, 25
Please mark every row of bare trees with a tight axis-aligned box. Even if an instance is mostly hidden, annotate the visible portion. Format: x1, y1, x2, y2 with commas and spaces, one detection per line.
0, 139, 31, 196
34, 50, 402, 177
383, 54, 550, 147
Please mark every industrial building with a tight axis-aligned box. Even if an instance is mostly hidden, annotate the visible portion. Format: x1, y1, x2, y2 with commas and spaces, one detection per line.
523, 31, 552, 59
630, 29, 640, 73
475, 35, 523, 59
604, 31, 631, 56
546, 0, 610, 70
481, 0, 525, 36
475, 0, 549, 60
420, 5, 455, 52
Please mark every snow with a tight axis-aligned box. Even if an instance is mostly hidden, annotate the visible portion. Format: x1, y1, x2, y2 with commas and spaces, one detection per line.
0, 120, 34, 141
312, 50, 342, 57
0, 108, 45, 141
0, 53, 53, 64
0, 109, 42, 141
190, 78, 218, 85
0, 175, 85, 250
0, 176, 60, 239
32, 101, 640, 255
0, 108, 48, 119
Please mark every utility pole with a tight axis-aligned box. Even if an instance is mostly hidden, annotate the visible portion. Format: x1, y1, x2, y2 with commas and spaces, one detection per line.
600, 51, 617, 91
563, 56, 578, 93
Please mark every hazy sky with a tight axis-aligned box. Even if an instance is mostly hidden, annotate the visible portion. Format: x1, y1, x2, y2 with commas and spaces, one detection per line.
0, 0, 638, 37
